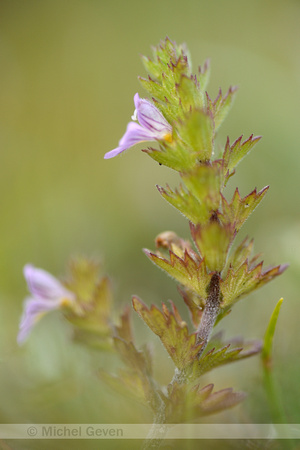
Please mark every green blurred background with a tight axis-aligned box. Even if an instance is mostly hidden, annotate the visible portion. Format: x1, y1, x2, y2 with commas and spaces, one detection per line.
0, 0, 300, 448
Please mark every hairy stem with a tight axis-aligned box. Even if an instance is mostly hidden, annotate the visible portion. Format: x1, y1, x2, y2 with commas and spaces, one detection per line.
143, 274, 222, 448
143, 367, 188, 449
196, 272, 221, 357
142, 402, 167, 450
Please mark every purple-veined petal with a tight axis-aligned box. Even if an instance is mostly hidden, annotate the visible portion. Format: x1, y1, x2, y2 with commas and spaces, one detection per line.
24, 264, 73, 302
134, 93, 172, 137
104, 94, 172, 159
118, 121, 158, 146
17, 297, 61, 344
104, 122, 158, 159
18, 265, 75, 344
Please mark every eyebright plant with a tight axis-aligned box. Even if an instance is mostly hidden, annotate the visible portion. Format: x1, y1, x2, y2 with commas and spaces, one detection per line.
103, 37, 286, 440
18, 37, 287, 447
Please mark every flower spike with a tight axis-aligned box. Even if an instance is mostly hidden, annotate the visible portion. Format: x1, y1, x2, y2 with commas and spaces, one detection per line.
104, 93, 172, 159
17, 265, 75, 344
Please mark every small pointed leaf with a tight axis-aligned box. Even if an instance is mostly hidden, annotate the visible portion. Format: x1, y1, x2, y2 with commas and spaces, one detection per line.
220, 261, 288, 308
144, 248, 211, 301
198, 387, 246, 416
221, 186, 269, 231
176, 75, 205, 111
113, 305, 134, 343
165, 382, 246, 423
139, 76, 170, 104
223, 134, 262, 174
98, 368, 155, 408
141, 55, 163, 81
207, 86, 237, 131
190, 222, 235, 272
178, 286, 203, 329
226, 237, 255, 271
176, 110, 214, 161
190, 339, 262, 380
113, 337, 152, 375
157, 184, 209, 224
181, 164, 222, 213
144, 140, 200, 172
132, 297, 203, 369
198, 59, 210, 91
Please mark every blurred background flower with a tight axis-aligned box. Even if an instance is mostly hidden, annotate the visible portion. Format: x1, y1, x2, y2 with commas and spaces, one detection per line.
0, 1, 299, 449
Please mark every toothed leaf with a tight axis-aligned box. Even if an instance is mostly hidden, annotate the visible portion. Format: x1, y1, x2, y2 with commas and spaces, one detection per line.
98, 337, 155, 409
165, 382, 246, 423
181, 164, 222, 214
113, 337, 152, 375
176, 110, 214, 161
176, 74, 205, 111
157, 183, 209, 224
98, 368, 155, 408
221, 261, 288, 308
221, 186, 269, 231
113, 305, 134, 343
198, 59, 210, 91
144, 140, 200, 172
178, 286, 203, 329
132, 297, 203, 369
144, 248, 211, 301
190, 339, 261, 379
207, 86, 237, 131
138, 76, 171, 104
190, 222, 235, 272
197, 387, 246, 416
226, 237, 256, 271
141, 56, 163, 82
223, 134, 262, 174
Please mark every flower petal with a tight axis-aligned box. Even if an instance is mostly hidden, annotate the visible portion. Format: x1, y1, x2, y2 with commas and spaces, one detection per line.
104, 94, 172, 159
17, 297, 60, 344
24, 264, 73, 301
134, 93, 172, 137
104, 122, 158, 159
18, 265, 75, 344
118, 121, 158, 146
103, 146, 126, 159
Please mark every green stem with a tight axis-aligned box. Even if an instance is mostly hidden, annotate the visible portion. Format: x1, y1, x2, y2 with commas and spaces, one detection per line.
143, 274, 222, 448
196, 272, 221, 357
142, 368, 187, 449
142, 403, 167, 450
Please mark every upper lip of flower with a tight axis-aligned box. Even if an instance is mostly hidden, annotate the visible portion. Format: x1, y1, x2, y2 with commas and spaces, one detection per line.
104, 93, 172, 159
17, 264, 75, 344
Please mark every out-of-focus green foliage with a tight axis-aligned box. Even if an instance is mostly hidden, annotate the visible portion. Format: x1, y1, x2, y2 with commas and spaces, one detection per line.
0, 1, 300, 448
262, 298, 284, 370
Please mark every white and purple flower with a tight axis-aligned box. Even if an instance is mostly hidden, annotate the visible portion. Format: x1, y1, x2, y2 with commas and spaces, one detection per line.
104, 93, 172, 159
17, 264, 75, 344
